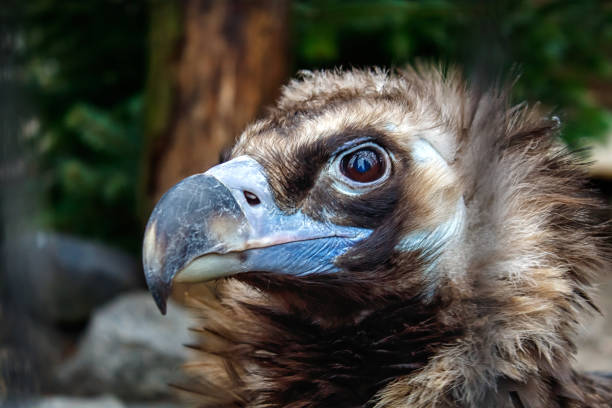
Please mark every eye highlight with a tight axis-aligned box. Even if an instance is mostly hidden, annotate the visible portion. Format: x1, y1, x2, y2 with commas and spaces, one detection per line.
340, 148, 385, 183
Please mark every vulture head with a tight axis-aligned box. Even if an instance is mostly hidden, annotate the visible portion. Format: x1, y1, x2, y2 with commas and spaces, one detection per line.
143, 66, 611, 407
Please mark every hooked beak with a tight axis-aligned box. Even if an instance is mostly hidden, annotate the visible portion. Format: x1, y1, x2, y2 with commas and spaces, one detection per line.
142, 156, 370, 314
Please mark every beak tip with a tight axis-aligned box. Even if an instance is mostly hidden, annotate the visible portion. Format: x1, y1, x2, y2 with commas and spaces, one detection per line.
144, 268, 171, 315
155, 296, 168, 315
149, 282, 169, 315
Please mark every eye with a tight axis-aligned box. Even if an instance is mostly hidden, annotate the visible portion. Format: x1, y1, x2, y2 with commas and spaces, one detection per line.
330, 142, 392, 194
340, 148, 385, 183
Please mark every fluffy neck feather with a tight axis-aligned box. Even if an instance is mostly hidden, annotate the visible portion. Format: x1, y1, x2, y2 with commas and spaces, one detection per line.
180, 68, 611, 407
182, 280, 463, 408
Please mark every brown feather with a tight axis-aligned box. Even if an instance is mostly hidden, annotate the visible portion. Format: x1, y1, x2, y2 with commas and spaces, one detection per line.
177, 66, 611, 407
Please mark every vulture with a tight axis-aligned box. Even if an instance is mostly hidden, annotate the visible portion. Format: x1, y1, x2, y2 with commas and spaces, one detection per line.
142, 66, 612, 408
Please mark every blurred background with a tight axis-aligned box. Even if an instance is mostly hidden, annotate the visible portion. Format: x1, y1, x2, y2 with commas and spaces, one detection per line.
1, 0, 611, 407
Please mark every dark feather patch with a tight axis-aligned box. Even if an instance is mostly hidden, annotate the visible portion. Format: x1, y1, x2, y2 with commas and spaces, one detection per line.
183, 282, 462, 408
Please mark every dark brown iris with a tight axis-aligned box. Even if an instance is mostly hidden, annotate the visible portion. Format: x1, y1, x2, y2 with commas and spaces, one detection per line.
340, 148, 385, 183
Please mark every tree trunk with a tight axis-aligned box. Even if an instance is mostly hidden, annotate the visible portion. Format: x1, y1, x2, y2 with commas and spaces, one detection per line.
141, 0, 289, 213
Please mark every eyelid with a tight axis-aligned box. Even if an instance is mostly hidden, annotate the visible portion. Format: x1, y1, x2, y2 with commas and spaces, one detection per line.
329, 137, 374, 160
336, 142, 389, 165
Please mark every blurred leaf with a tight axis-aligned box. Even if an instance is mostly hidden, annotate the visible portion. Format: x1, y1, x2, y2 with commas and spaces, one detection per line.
301, 26, 339, 62
64, 97, 141, 156
60, 159, 99, 196
563, 105, 612, 148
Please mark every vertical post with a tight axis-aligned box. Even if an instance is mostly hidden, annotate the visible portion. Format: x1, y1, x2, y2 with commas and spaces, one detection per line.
141, 0, 289, 217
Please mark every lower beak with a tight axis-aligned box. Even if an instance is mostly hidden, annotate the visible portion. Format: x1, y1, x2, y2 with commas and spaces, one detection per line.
142, 156, 370, 314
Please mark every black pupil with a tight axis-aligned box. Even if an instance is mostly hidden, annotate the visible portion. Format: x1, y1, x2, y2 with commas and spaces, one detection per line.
340, 148, 384, 183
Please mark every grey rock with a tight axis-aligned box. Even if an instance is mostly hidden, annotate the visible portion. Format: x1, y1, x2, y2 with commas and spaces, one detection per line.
56, 292, 197, 400
4, 397, 184, 408
4, 231, 140, 322
29, 395, 125, 408
0, 313, 67, 395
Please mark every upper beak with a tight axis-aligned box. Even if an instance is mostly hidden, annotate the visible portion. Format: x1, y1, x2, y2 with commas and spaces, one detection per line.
142, 156, 370, 314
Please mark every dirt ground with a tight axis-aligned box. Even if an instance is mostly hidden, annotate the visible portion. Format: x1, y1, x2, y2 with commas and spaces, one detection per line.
575, 274, 612, 372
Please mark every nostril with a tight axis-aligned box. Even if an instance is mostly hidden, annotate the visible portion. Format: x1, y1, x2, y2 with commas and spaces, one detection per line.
243, 191, 261, 206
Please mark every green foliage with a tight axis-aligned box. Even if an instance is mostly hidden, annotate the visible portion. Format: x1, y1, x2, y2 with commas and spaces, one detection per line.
39, 96, 143, 251
293, 0, 612, 147
16, 0, 147, 251
14, 0, 612, 251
